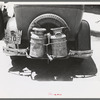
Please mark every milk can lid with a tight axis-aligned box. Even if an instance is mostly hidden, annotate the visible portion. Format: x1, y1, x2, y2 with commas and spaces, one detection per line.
32, 27, 46, 32
51, 27, 64, 34
51, 34, 66, 39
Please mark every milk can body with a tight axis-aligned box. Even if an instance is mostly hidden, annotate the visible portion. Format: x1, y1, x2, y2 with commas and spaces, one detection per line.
29, 37, 45, 57
51, 34, 67, 58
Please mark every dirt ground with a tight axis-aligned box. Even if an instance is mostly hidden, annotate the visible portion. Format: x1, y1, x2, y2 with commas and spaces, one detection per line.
0, 12, 100, 98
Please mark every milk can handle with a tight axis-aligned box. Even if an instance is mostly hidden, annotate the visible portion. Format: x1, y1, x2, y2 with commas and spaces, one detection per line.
55, 32, 62, 36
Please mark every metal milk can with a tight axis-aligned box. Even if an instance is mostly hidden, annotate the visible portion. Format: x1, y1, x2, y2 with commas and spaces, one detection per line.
51, 27, 67, 58
29, 27, 46, 57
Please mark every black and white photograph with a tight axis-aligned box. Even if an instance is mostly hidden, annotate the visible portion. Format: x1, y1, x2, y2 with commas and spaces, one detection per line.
0, 1, 100, 98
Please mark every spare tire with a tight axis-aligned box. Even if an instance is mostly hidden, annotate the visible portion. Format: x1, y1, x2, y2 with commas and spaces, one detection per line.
28, 13, 69, 38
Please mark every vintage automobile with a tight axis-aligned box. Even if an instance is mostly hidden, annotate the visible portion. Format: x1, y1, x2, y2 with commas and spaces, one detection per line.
2, 3, 97, 81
